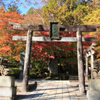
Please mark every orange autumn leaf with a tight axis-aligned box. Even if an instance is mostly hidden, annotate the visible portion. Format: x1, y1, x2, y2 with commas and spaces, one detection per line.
13, 54, 20, 61
0, 7, 26, 61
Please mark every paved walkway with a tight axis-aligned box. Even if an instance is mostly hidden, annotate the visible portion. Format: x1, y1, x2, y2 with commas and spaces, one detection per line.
15, 80, 88, 100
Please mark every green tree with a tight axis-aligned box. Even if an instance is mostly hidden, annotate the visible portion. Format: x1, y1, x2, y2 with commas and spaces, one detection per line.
82, 6, 100, 60
42, 0, 93, 25
7, 5, 21, 14
26, 7, 34, 15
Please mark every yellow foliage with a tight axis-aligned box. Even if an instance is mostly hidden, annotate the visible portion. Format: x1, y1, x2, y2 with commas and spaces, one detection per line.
13, 54, 20, 61
0, 6, 5, 15
82, 8, 100, 36
83, 9, 100, 25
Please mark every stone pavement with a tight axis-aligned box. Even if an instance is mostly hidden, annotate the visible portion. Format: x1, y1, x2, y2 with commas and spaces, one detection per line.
15, 80, 88, 100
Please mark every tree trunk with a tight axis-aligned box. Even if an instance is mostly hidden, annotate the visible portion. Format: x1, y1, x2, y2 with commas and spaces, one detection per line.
22, 30, 33, 92
48, 57, 58, 74
77, 27, 85, 94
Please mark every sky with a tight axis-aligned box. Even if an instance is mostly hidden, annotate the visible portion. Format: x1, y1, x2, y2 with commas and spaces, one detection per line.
18, 4, 37, 14
1, 0, 95, 14
18, 0, 44, 14
1, 0, 45, 14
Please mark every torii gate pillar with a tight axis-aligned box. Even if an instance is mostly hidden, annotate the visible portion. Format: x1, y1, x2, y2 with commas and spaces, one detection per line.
85, 55, 89, 81
91, 49, 95, 79
22, 30, 33, 91
77, 27, 85, 93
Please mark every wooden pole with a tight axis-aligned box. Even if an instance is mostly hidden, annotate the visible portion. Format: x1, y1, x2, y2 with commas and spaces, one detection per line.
85, 54, 89, 81
91, 50, 94, 79
77, 27, 85, 94
22, 30, 33, 92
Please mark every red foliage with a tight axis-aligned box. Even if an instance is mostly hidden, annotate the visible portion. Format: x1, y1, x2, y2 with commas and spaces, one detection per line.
31, 31, 92, 65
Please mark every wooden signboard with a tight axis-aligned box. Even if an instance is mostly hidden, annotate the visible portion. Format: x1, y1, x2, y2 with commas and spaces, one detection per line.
50, 22, 59, 39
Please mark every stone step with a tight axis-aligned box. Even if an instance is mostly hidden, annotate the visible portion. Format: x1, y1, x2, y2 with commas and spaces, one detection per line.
89, 79, 100, 91
0, 76, 15, 87
0, 87, 16, 97
0, 96, 16, 100
87, 90, 100, 100
69, 76, 78, 80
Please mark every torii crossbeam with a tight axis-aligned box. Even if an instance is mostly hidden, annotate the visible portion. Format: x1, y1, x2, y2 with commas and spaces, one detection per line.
9, 22, 99, 94
13, 36, 96, 42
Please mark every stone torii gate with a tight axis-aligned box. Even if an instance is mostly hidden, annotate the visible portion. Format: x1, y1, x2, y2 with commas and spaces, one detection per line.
84, 43, 96, 80
9, 22, 99, 94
